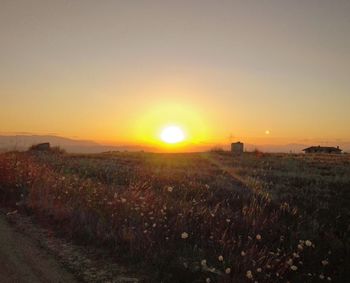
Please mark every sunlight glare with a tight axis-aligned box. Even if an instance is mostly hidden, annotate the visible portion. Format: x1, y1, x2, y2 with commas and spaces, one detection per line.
160, 126, 185, 144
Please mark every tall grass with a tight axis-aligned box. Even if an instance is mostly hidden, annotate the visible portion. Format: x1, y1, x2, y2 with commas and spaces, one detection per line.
0, 151, 345, 282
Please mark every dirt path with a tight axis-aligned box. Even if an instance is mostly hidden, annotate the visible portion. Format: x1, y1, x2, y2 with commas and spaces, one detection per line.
0, 214, 76, 283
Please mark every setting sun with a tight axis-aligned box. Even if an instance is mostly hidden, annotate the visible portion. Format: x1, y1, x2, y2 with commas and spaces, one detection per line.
160, 126, 185, 144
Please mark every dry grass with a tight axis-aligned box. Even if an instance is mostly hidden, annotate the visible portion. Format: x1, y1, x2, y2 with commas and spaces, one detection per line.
0, 151, 348, 282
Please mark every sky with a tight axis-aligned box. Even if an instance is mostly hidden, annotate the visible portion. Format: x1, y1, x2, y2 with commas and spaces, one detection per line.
1, 0, 350, 150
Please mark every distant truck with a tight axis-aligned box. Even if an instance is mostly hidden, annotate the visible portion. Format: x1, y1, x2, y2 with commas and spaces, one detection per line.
302, 146, 342, 154
231, 142, 244, 155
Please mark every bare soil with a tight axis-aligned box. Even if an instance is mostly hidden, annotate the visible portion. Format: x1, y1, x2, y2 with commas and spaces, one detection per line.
0, 213, 76, 283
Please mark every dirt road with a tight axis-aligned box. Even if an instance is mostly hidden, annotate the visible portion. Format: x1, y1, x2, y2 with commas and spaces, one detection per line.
0, 214, 76, 283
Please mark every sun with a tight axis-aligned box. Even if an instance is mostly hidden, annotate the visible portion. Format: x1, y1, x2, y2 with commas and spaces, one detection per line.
160, 126, 185, 144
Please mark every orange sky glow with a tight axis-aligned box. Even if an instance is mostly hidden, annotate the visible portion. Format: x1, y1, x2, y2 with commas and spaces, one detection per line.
1, 1, 350, 151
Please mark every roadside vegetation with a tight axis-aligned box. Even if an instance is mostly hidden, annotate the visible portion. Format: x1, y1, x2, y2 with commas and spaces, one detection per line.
0, 150, 348, 282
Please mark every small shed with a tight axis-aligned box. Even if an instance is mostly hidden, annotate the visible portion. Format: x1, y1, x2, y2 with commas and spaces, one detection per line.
30, 142, 51, 151
231, 142, 244, 155
302, 145, 342, 154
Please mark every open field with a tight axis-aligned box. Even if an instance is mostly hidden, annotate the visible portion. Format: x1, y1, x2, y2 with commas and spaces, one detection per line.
0, 151, 349, 282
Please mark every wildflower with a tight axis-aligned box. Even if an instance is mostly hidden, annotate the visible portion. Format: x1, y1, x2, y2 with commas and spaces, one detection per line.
305, 240, 312, 247
218, 255, 224, 261
256, 234, 262, 240
266, 264, 271, 269
246, 270, 253, 279
206, 278, 211, 283
241, 251, 246, 256
321, 260, 329, 266
181, 232, 189, 239
298, 244, 303, 251
293, 252, 300, 258
319, 274, 325, 280
167, 186, 173, 192
121, 198, 126, 203
327, 277, 331, 281
286, 258, 293, 266
226, 218, 231, 223
201, 259, 207, 266
225, 267, 231, 274
256, 268, 262, 273
290, 265, 298, 271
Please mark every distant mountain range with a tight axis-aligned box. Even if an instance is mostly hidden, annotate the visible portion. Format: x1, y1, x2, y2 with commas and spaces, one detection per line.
0, 135, 156, 153
0, 135, 349, 154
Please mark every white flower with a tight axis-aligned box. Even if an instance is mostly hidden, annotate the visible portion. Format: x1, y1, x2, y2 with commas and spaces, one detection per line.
290, 265, 298, 271
256, 268, 262, 273
286, 258, 293, 266
218, 255, 224, 261
181, 232, 189, 239
226, 218, 231, 223
201, 259, 207, 266
319, 274, 325, 280
167, 186, 173, 192
327, 277, 332, 281
225, 267, 231, 274
321, 260, 329, 266
246, 270, 253, 279
305, 240, 312, 247
121, 198, 126, 203
256, 234, 262, 240
241, 251, 246, 256
298, 244, 303, 251
206, 278, 211, 283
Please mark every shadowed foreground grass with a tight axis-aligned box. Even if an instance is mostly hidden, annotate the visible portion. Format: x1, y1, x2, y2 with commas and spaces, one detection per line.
0, 151, 348, 282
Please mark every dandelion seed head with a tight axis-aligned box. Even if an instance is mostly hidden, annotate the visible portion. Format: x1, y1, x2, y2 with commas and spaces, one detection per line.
181, 232, 189, 239
305, 240, 312, 247
246, 270, 253, 279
